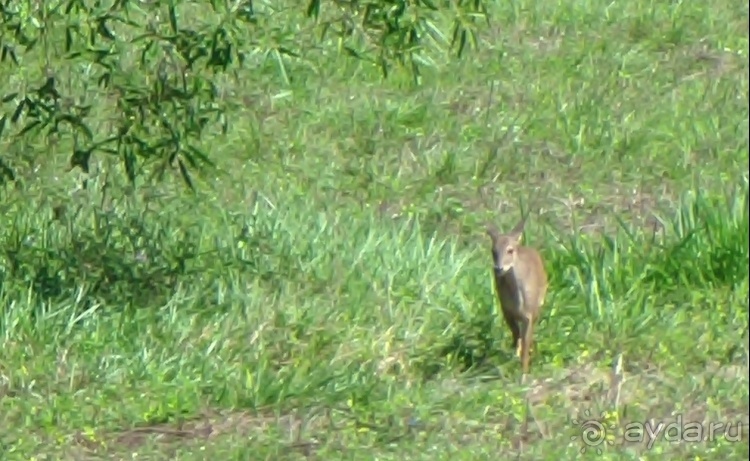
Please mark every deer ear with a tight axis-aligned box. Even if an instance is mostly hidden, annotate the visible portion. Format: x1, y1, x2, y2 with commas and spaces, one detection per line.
485, 225, 499, 242
509, 216, 527, 242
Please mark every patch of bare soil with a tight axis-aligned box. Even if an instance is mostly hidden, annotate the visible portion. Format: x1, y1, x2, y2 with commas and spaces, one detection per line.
373, 173, 679, 248
61, 409, 325, 459
521, 358, 749, 456
57, 358, 748, 459
674, 43, 746, 83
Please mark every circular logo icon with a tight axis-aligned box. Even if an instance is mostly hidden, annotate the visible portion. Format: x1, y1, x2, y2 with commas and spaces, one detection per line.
570, 409, 617, 454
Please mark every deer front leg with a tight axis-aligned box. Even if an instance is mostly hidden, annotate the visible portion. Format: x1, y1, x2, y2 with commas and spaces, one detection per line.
519, 316, 535, 375
500, 307, 521, 357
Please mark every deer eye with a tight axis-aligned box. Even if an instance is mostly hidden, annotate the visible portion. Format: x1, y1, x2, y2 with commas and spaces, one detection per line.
506, 247, 514, 255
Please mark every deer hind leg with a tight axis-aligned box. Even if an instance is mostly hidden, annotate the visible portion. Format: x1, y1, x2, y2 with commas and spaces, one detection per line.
516, 339, 522, 358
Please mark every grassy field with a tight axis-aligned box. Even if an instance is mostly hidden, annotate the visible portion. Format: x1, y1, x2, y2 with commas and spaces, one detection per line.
1, 0, 748, 459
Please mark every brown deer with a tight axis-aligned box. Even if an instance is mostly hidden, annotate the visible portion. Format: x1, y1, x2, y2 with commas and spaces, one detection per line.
486, 216, 548, 377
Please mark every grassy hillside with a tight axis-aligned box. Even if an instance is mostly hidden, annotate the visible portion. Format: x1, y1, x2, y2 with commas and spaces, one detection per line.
1, 0, 748, 459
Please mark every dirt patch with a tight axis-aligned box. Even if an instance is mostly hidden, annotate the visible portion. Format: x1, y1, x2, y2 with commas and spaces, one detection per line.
56, 357, 748, 458
62, 409, 325, 458
523, 358, 749, 455
675, 43, 746, 83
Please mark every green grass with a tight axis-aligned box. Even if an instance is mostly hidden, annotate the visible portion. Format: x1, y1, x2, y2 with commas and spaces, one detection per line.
1, 0, 748, 459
